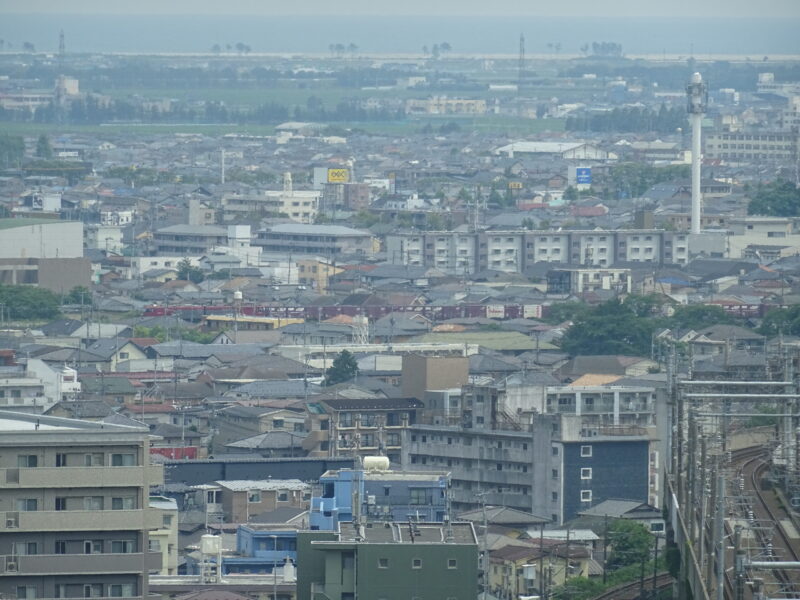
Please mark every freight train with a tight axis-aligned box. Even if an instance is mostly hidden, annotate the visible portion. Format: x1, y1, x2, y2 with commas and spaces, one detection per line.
142, 303, 546, 322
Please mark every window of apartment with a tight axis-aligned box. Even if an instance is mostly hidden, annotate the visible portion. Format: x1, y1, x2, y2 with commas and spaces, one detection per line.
581, 445, 593, 457
277, 491, 289, 502
412, 558, 422, 569
247, 490, 262, 503
111, 453, 135, 467
378, 558, 389, 569
17, 455, 38, 468
84, 496, 103, 511
448, 558, 458, 569
552, 446, 558, 456
111, 540, 135, 554
149, 539, 162, 552
16, 498, 38, 512
111, 497, 135, 510
13, 542, 38, 555
55, 453, 67, 467
272, 419, 284, 429
410, 488, 427, 505
581, 468, 593, 480
55, 497, 67, 511
54, 540, 67, 554
207, 490, 222, 504
83, 540, 103, 554
109, 584, 134, 598
83, 584, 103, 598
581, 490, 592, 502
16, 587, 36, 600
551, 492, 558, 502
84, 453, 103, 466
551, 469, 558, 480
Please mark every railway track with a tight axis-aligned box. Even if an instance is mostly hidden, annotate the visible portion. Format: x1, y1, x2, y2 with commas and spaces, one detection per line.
588, 572, 673, 600
724, 447, 800, 598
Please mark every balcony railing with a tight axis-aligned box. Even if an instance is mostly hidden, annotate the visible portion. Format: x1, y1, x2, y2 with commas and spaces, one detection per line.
1, 510, 150, 532
0, 551, 161, 575
2, 465, 163, 488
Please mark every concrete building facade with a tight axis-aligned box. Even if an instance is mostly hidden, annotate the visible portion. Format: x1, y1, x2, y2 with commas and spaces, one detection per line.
0, 411, 163, 600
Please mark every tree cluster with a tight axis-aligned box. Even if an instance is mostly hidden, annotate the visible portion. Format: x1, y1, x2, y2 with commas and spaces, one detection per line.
747, 180, 800, 217
324, 350, 359, 386
0, 285, 61, 320
177, 258, 205, 284
557, 296, 737, 357
0, 134, 24, 168
601, 162, 691, 200
589, 41, 623, 57
133, 325, 216, 344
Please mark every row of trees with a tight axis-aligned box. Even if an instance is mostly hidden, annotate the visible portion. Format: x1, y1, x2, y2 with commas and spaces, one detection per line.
8, 96, 403, 126
210, 42, 252, 54
565, 105, 686, 134
328, 43, 359, 57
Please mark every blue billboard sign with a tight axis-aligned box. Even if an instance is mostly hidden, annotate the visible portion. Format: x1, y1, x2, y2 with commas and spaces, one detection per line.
576, 167, 592, 185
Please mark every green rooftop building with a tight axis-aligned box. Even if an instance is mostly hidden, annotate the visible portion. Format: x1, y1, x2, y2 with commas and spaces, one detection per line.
297, 521, 478, 600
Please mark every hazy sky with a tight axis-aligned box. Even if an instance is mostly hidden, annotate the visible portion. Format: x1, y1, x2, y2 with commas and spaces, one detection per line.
2, 0, 800, 18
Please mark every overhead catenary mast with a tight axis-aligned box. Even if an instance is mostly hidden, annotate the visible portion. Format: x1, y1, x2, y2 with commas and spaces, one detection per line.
686, 72, 707, 235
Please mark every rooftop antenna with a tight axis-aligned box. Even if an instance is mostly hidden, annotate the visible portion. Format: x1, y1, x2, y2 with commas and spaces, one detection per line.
518, 33, 525, 90
351, 455, 364, 541
58, 29, 65, 58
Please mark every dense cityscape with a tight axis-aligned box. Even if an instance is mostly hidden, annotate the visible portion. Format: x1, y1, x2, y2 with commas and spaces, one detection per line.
1, 3, 800, 600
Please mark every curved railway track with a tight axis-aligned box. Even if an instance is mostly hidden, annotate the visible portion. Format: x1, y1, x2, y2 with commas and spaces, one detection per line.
724, 447, 800, 599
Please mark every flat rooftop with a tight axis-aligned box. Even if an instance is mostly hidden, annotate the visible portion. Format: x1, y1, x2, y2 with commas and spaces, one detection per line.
337, 521, 477, 545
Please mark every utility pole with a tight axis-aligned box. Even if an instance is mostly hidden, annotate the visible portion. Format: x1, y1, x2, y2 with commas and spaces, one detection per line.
714, 467, 725, 600
733, 524, 744, 600
651, 534, 659, 599
602, 514, 609, 584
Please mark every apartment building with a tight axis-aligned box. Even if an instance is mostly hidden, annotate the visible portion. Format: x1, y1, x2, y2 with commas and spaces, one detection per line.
297, 522, 478, 600
221, 190, 320, 224
0, 411, 163, 600
546, 267, 632, 295
705, 130, 798, 162
386, 229, 690, 274
401, 382, 655, 524
405, 96, 487, 115
254, 224, 377, 257
152, 225, 228, 255
530, 416, 652, 524
304, 397, 423, 465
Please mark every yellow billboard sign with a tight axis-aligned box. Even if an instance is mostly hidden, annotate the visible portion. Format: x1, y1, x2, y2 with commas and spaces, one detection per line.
327, 168, 350, 183
508, 181, 523, 190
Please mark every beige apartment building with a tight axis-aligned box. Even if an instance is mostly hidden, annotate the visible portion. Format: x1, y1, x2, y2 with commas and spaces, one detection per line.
0, 412, 163, 600
705, 131, 798, 162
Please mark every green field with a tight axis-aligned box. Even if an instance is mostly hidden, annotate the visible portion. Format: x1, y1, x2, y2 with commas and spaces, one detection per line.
1, 116, 564, 138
